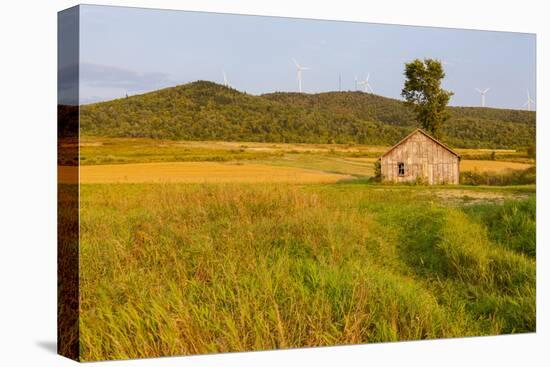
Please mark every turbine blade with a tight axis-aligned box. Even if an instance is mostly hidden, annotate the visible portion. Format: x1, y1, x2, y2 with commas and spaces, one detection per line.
292, 58, 300, 68
222, 70, 229, 87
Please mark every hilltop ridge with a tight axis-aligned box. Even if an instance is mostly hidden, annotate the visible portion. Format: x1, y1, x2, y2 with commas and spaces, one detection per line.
79, 81, 535, 148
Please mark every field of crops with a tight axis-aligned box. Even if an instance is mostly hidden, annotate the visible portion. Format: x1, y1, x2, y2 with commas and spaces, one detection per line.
460, 160, 533, 172
73, 159, 533, 184
77, 162, 352, 184
70, 138, 536, 184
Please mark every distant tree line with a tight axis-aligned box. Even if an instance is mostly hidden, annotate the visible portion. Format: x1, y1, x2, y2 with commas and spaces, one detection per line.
79, 80, 536, 149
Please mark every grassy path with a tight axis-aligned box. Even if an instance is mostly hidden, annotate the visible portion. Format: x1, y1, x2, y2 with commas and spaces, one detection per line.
75, 183, 535, 360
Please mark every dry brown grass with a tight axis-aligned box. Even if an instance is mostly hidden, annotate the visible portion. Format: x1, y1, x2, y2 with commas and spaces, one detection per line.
73, 162, 352, 184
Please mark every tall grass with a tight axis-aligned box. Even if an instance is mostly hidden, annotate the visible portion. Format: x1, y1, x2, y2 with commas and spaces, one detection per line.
79, 183, 535, 361
460, 166, 536, 186
463, 197, 536, 257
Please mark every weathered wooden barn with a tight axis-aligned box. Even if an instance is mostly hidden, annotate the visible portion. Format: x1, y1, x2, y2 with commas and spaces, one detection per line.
379, 129, 460, 184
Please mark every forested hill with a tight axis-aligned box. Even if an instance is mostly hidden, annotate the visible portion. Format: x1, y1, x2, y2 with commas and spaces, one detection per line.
79, 81, 536, 148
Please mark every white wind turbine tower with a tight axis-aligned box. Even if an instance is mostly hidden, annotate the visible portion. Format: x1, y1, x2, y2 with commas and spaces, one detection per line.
523, 90, 535, 111
292, 58, 310, 93
475, 88, 490, 107
358, 73, 374, 93
222, 70, 229, 87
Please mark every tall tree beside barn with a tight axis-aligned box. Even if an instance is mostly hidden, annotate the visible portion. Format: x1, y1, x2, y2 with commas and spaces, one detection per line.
401, 58, 453, 139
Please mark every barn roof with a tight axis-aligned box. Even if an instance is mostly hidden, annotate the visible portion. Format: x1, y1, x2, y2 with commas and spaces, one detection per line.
379, 128, 461, 159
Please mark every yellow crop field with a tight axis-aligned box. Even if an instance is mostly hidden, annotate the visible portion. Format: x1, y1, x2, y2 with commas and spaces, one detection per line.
344, 157, 379, 164
59, 158, 533, 185
461, 160, 533, 173
73, 162, 352, 184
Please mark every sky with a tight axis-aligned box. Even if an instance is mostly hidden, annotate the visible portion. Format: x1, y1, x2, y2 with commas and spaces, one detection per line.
77, 4, 536, 110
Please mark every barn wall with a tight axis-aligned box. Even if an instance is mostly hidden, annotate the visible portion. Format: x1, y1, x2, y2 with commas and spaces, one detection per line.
380, 132, 459, 184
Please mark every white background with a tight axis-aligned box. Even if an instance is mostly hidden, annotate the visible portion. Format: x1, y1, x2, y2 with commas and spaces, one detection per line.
0, 0, 547, 365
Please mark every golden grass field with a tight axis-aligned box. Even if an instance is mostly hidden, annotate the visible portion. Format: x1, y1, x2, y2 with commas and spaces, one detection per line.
61, 137, 536, 360
61, 159, 533, 185
75, 162, 352, 184
73, 183, 535, 360
460, 160, 533, 172
59, 137, 535, 184
66, 159, 534, 184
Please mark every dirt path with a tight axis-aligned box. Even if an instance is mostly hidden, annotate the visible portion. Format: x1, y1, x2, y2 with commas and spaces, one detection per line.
424, 188, 530, 205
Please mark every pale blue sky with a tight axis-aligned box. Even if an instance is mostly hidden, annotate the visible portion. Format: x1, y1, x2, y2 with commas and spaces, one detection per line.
79, 5, 536, 110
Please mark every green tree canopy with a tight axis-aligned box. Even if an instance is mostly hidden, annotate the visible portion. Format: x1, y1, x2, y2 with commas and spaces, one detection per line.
401, 58, 453, 138
78, 80, 535, 149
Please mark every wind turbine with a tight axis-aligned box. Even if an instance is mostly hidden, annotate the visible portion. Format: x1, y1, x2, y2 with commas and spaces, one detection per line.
357, 73, 374, 93
222, 70, 229, 87
354, 75, 358, 91
475, 88, 490, 107
292, 58, 310, 93
523, 90, 535, 111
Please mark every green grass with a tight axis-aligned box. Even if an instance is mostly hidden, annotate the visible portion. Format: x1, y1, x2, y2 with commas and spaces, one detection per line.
463, 197, 536, 257
256, 155, 374, 177
80, 138, 280, 165
460, 167, 536, 186
78, 183, 535, 361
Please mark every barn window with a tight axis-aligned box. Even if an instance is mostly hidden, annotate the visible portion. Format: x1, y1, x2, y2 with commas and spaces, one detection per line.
398, 162, 405, 176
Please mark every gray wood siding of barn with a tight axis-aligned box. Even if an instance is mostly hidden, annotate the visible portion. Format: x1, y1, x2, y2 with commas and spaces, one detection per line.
380, 131, 460, 184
